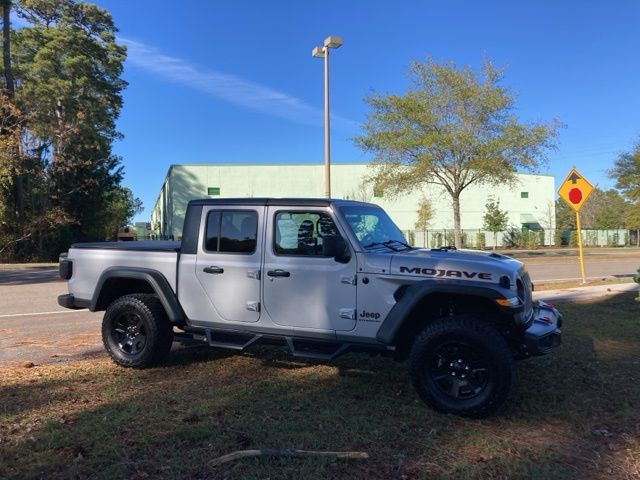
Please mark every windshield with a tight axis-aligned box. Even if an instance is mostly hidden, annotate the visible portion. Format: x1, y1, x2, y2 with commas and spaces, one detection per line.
338, 205, 409, 249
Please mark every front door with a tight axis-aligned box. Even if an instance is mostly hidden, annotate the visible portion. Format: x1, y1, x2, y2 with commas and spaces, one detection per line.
195, 206, 263, 323
262, 207, 357, 332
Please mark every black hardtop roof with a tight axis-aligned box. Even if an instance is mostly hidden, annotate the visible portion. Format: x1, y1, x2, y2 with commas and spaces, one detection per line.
187, 198, 377, 207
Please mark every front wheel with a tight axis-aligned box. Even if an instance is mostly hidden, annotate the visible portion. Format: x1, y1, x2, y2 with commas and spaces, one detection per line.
408, 315, 515, 418
102, 294, 173, 368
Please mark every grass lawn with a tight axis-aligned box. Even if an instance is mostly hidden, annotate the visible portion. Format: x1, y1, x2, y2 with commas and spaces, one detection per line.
1, 293, 639, 479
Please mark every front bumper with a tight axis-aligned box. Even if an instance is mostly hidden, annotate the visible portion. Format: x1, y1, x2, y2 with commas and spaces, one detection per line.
523, 300, 562, 355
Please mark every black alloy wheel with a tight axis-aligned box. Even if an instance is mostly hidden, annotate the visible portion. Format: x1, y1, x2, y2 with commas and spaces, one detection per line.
102, 294, 173, 368
408, 315, 515, 417
427, 340, 491, 401
111, 312, 147, 356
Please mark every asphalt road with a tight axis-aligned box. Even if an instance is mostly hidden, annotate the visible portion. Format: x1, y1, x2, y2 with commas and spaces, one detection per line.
1, 254, 638, 367
523, 254, 640, 282
0, 269, 103, 367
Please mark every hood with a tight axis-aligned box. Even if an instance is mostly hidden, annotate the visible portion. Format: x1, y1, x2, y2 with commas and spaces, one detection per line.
386, 248, 523, 284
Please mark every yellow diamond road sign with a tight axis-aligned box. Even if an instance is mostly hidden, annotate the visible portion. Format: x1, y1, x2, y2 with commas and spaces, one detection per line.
558, 167, 594, 212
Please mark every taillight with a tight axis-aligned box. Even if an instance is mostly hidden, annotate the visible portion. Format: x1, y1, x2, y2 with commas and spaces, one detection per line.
59, 259, 72, 280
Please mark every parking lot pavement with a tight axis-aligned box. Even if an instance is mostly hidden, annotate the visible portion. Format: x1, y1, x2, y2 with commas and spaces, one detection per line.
0, 268, 104, 366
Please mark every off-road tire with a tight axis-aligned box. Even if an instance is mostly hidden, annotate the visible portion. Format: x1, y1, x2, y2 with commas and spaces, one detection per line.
102, 294, 173, 368
408, 315, 515, 418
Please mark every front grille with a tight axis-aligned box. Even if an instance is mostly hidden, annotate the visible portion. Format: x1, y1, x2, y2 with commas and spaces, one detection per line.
519, 271, 534, 326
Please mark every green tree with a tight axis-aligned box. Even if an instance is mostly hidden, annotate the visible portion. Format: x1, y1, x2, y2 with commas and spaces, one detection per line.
580, 188, 626, 229
555, 198, 576, 230
1, 0, 25, 224
98, 187, 143, 240
609, 137, 640, 248
414, 197, 433, 231
354, 58, 559, 248
414, 196, 433, 247
0, 0, 129, 260
625, 202, 640, 247
482, 197, 509, 250
609, 137, 640, 203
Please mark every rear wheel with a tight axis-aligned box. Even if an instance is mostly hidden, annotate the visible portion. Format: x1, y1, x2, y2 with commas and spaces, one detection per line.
102, 294, 173, 368
408, 315, 515, 417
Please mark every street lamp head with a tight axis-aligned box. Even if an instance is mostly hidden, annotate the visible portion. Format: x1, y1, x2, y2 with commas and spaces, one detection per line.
323, 35, 343, 49
311, 46, 325, 58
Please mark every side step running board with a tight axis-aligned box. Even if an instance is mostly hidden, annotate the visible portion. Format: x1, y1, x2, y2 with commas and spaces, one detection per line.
285, 338, 350, 361
204, 330, 262, 350
174, 328, 355, 361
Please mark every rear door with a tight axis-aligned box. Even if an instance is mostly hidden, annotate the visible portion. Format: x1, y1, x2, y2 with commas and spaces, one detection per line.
195, 206, 263, 323
262, 206, 357, 332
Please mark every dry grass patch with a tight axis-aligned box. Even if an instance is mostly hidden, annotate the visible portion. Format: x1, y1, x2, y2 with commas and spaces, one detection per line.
1, 293, 639, 479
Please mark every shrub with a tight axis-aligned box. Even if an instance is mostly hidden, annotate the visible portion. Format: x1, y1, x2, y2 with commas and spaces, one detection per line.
634, 267, 640, 302
608, 232, 620, 247
461, 232, 469, 248
554, 229, 564, 246
502, 226, 519, 248
518, 230, 540, 249
431, 232, 444, 248
445, 231, 455, 247
476, 232, 486, 249
569, 230, 578, 247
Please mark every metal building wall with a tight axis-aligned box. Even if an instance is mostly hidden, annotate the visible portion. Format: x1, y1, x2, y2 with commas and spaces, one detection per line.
151, 163, 555, 240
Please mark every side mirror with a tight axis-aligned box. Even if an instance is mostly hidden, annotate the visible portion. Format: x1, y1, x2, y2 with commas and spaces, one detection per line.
322, 235, 351, 263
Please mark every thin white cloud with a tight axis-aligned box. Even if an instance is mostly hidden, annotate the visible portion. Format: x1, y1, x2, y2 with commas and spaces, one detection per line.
120, 37, 358, 132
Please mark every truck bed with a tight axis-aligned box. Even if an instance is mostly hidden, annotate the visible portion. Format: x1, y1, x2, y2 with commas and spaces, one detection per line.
67, 242, 180, 303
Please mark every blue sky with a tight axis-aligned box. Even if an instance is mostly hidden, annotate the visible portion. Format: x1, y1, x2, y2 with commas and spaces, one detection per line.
92, 0, 640, 222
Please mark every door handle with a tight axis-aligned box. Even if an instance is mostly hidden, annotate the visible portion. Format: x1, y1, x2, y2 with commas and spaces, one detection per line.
267, 269, 290, 278
203, 266, 224, 274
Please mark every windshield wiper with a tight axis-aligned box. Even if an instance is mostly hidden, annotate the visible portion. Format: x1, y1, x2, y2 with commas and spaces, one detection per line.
363, 241, 398, 251
363, 240, 408, 252
383, 239, 413, 250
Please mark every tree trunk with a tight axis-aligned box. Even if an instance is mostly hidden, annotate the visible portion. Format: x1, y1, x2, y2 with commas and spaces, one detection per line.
2, 0, 14, 96
2, 0, 24, 221
452, 194, 462, 249
637, 228, 639, 248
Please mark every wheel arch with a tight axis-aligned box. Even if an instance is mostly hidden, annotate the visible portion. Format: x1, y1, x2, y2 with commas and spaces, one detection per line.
377, 281, 515, 356
91, 267, 185, 324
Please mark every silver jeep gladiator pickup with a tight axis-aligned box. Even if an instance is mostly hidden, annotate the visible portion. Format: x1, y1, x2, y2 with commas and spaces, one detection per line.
58, 198, 562, 417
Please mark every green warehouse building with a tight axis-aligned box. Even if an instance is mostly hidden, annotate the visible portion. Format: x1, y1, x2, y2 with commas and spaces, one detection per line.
151, 163, 556, 246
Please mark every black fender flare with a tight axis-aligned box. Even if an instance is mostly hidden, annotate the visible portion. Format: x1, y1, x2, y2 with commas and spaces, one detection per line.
376, 280, 518, 344
91, 267, 185, 323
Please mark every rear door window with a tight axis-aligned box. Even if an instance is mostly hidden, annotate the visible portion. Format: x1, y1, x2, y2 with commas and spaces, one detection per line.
205, 210, 258, 254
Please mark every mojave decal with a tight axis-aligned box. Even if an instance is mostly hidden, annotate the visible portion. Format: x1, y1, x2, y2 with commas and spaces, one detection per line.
399, 266, 492, 281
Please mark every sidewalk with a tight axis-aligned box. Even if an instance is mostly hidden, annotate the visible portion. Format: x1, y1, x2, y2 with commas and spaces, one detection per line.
504, 247, 640, 259
533, 282, 638, 303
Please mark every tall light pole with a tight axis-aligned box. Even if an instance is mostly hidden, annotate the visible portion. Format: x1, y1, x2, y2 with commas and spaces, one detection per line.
312, 35, 342, 198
